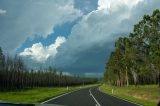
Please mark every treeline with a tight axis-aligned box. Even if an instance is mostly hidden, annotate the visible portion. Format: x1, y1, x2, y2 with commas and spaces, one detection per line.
0, 48, 97, 91
104, 9, 160, 87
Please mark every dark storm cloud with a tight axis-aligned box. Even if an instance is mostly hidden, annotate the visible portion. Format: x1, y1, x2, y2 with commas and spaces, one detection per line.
52, 0, 160, 77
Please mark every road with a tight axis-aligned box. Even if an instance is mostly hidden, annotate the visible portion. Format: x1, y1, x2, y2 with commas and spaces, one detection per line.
43, 86, 141, 106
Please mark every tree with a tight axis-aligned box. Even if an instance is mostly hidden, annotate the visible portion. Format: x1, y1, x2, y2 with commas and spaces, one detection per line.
0, 47, 5, 70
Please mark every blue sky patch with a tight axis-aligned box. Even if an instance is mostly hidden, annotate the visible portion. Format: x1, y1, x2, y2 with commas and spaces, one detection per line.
16, 18, 80, 53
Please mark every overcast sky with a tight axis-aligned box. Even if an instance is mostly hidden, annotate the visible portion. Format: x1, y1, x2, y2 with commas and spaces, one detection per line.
0, 0, 160, 77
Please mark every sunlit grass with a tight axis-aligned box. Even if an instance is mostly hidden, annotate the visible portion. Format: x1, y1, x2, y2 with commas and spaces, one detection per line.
0, 84, 98, 103
99, 84, 160, 106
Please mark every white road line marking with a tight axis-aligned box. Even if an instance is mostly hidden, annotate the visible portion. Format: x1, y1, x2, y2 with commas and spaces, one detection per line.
89, 88, 101, 106
41, 89, 80, 104
98, 88, 143, 106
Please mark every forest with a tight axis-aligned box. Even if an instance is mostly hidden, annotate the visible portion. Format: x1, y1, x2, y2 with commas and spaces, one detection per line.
104, 9, 160, 87
0, 47, 97, 91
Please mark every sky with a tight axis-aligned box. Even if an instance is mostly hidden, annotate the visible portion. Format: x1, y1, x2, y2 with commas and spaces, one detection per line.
0, 0, 160, 77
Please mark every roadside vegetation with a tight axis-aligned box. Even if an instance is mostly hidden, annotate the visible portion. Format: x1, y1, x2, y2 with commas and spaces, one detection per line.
0, 84, 98, 103
102, 9, 160, 106
99, 84, 160, 106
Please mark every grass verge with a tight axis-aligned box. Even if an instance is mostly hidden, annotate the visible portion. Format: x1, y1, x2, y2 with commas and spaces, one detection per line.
0, 84, 98, 103
99, 84, 160, 106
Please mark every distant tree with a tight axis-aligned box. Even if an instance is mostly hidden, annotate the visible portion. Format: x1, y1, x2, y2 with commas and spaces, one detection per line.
0, 47, 5, 70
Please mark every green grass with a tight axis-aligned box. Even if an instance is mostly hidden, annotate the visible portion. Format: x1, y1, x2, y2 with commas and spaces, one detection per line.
99, 84, 160, 106
0, 84, 98, 103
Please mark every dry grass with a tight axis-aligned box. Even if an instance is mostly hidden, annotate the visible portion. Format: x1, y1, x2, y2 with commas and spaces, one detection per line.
99, 84, 160, 106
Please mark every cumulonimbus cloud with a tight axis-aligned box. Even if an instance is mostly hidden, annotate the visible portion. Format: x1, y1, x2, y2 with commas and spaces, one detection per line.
18, 0, 160, 76
52, 0, 160, 75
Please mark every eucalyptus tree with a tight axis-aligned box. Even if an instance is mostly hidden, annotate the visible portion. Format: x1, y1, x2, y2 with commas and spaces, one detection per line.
0, 47, 5, 69
104, 9, 160, 87
130, 9, 160, 85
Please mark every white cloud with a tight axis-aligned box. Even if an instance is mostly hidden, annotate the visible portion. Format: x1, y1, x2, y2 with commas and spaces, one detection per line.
62, 72, 72, 76
0, 0, 82, 52
98, 0, 143, 11
20, 36, 66, 62
0, 9, 6, 15
84, 72, 103, 77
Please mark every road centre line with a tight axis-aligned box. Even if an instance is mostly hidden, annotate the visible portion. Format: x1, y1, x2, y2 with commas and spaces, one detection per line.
89, 88, 101, 106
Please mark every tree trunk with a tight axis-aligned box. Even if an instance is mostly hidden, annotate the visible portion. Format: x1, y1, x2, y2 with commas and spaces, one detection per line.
132, 70, 137, 86
126, 66, 129, 87
158, 71, 160, 87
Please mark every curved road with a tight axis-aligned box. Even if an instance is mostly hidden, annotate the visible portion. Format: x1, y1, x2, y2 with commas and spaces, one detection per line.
42, 86, 141, 106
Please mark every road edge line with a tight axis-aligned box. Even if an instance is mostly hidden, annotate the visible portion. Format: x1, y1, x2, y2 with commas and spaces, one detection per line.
89, 88, 101, 106
98, 87, 143, 106
41, 89, 80, 104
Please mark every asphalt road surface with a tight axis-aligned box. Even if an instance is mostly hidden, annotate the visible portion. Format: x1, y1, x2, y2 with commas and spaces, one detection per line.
43, 86, 141, 106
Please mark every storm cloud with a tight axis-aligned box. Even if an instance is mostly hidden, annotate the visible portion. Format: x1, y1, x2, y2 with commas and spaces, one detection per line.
52, 0, 160, 76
